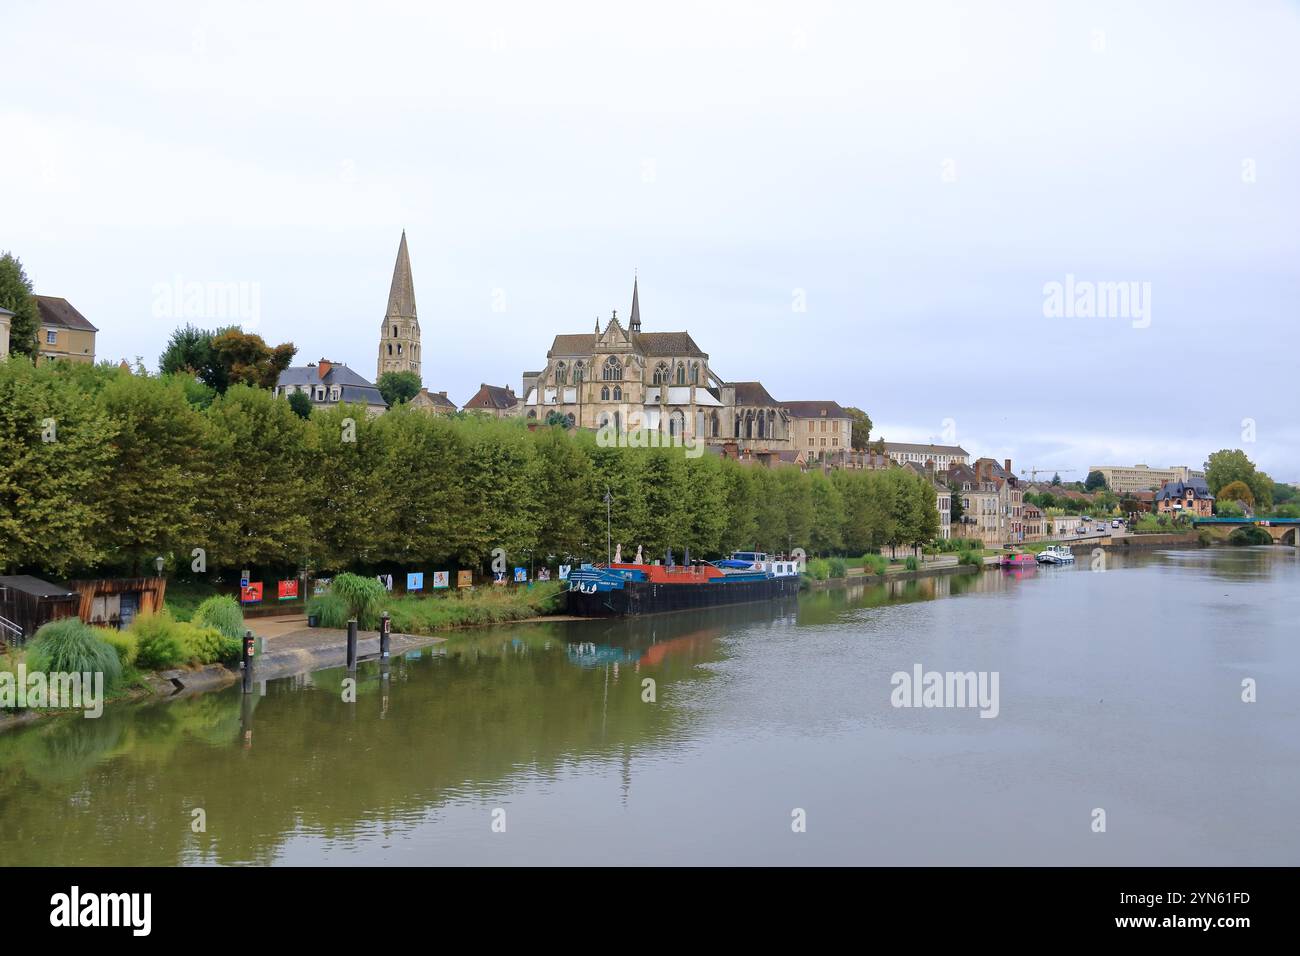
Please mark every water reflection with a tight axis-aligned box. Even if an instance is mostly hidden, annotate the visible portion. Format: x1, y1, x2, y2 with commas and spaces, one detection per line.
1, 548, 1296, 865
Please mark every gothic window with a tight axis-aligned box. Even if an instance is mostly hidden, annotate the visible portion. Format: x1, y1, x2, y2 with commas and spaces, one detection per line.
613, 385, 622, 401
670, 411, 684, 437
757, 413, 766, 439
555, 362, 567, 385
690, 362, 700, 384
710, 411, 720, 437
734, 415, 741, 439
387, 344, 393, 355
602, 355, 623, 381
574, 362, 584, 383
597, 411, 610, 428
392, 326, 398, 337
675, 364, 686, 385
601, 386, 610, 401
653, 362, 668, 385
397, 344, 403, 355
768, 410, 777, 436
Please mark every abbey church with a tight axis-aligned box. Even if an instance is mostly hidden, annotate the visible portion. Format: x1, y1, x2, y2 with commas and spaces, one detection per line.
377, 230, 421, 381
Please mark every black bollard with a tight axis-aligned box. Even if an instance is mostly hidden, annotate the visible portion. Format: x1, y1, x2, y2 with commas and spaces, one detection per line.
346, 619, 358, 670
241, 629, 255, 694
379, 611, 391, 661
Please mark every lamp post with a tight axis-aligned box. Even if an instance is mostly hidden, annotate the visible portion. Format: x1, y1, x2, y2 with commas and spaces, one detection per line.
603, 485, 613, 566
154, 556, 165, 576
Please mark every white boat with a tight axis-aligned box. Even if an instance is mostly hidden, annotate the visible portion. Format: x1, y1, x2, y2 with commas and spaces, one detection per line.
1036, 545, 1076, 565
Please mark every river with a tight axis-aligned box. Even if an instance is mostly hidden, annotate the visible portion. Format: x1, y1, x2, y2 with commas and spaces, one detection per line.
2, 546, 1297, 865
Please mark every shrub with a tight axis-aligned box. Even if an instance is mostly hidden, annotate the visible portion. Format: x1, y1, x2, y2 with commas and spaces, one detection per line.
331, 573, 386, 628
25, 618, 122, 692
306, 592, 351, 629
192, 595, 244, 640
957, 549, 981, 567
861, 554, 888, 575
100, 629, 138, 669
904, 556, 919, 571
179, 622, 240, 666
828, 557, 847, 578
129, 611, 187, 670
805, 558, 830, 581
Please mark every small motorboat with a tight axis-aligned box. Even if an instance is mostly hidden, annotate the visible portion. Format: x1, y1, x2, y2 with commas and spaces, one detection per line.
1000, 550, 1036, 568
1036, 545, 1076, 565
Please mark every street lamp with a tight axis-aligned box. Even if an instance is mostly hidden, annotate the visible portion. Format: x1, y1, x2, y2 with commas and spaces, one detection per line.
154, 556, 165, 576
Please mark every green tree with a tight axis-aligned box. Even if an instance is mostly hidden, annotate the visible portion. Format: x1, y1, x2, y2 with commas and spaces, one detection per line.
1051, 472, 1062, 486
376, 370, 421, 407
1217, 480, 1254, 509
307, 404, 391, 570
1205, 449, 1272, 512
209, 328, 296, 390
679, 454, 729, 558
844, 406, 873, 451
0, 252, 39, 359
374, 407, 467, 566
807, 471, 845, 554
529, 426, 596, 561
1084, 469, 1107, 491
159, 325, 216, 383
287, 390, 313, 419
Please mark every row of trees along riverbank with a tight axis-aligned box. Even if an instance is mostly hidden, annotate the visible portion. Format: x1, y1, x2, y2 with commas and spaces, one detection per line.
0, 359, 939, 579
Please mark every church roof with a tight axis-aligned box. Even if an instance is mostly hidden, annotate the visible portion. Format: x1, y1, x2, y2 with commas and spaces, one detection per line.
385, 231, 417, 319
546, 330, 706, 358
731, 381, 780, 406
782, 400, 850, 419
629, 276, 642, 331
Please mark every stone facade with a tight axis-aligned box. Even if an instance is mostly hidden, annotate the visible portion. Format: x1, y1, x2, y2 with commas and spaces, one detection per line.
34, 296, 97, 364
377, 231, 421, 382
783, 400, 851, 464
1090, 463, 1206, 493
0, 305, 11, 358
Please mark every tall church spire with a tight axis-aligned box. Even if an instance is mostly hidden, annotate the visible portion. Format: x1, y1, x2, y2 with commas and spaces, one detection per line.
386, 230, 418, 320
377, 230, 422, 383
629, 274, 641, 333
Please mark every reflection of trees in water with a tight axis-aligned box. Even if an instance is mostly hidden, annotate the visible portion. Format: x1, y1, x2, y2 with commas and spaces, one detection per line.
0, 616, 741, 866
1147, 545, 1287, 583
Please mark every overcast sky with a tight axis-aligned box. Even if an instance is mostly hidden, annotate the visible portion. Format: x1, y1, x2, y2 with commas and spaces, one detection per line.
4, 1, 1298, 479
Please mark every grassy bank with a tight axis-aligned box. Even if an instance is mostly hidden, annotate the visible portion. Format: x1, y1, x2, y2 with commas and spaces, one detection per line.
306, 577, 566, 635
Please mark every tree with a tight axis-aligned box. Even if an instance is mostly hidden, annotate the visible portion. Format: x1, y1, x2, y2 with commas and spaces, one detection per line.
1217, 480, 1254, 510
1050, 472, 1062, 486
807, 471, 845, 554
844, 406, 873, 451
160, 325, 296, 393
1084, 470, 1107, 492
287, 390, 313, 419
159, 324, 216, 382
376, 370, 421, 407
948, 481, 965, 524
529, 425, 596, 561
0, 252, 40, 358
1205, 449, 1272, 512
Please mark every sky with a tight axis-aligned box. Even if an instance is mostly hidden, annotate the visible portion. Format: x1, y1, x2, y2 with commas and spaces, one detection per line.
3, 0, 1298, 480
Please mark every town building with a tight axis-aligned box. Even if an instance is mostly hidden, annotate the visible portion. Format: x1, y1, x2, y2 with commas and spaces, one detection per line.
1089, 463, 1206, 493
945, 461, 1002, 547
1154, 478, 1214, 517
409, 388, 458, 415
376, 231, 422, 382
0, 305, 12, 357
1052, 515, 1085, 536
783, 400, 852, 464
34, 295, 97, 364
464, 383, 522, 418
1022, 502, 1045, 540
883, 441, 969, 469
275, 359, 388, 416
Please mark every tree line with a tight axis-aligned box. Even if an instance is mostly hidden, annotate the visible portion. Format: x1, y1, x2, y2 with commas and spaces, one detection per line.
0, 360, 939, 580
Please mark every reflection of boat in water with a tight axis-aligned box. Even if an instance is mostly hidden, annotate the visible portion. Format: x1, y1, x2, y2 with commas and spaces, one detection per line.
567, 551, 800, 617
565, 642, 640, 667
1000, 550, 1037, 568
1036, 545, 1076, 565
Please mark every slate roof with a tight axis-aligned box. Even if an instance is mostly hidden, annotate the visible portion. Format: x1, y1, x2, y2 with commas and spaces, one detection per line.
1154, 479, 1214, 501
34, 295, 98, 332
782, 400, 849, 418
731, 381, 780, 406
463, 383, 518, 410
883, 441, 968, 457
0, 575, 78, 599
547, 330, 706, 358
277, 362, 387, 406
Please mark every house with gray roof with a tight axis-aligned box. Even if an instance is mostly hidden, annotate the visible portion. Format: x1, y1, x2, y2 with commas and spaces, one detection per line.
275, 359, 388, 415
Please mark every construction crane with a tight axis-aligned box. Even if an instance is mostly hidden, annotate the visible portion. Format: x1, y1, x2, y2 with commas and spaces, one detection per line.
1021, 467, 1078, 482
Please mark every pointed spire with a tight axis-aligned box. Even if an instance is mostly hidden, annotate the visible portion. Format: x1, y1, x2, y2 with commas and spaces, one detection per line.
385, 230, 417, 319
629, 274, 641, 333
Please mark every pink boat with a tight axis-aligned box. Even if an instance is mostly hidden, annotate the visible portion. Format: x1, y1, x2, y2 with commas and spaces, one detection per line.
1000, 551, 1037, 568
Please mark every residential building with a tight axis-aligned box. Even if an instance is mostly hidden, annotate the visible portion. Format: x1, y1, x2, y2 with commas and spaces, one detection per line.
377, 230, 422, 382
409, 388, 457, 415
783, 400, 852, 465
275, 359, 388, 416
1022, 502, 1045, 540
1154, 478, 1214, 517
945, 461, 1002, 547
1052, 515, 1085, 536
883, 441, 969, 469
974, 457, 1024, 544
0, 305, 12, 357
1090, 463, 1206, 493
464, 383, 522, 418
34, 295, 97, 364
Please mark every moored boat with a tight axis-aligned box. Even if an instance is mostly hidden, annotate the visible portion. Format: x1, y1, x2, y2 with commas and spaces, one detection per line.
1035, 545, 1076, 565
1000, 550, 1037, 568
566, 550, 800, 617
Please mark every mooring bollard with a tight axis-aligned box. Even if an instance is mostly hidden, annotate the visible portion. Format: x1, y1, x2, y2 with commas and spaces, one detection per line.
346, 619, 358, 671
242, 629, 255, 694
380, 611, 391, 660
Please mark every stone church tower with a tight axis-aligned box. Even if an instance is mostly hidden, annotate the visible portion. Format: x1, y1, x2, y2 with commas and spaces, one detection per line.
377, 230, 421, 382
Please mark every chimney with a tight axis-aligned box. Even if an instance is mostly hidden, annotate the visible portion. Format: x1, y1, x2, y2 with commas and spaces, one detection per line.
1004, 458, 1012, 476
318, 359, 332, 380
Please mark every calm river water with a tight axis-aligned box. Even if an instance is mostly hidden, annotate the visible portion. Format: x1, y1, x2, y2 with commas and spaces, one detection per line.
2, 547, 1297, 866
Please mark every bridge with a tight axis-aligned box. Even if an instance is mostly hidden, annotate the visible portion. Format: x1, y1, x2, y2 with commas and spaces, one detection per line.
1192, 517, 1299, 546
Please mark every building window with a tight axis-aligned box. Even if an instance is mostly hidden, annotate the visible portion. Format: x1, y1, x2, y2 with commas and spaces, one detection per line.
46, 330, 57, 345
676, 364, 686, 385
555, 362, 567, 385
330, 387, 340, 401
392, 326, 398, 337
602, 356, 622, 381
387, 344, 393, 355
653, 362, 668, 385
600, 386, 610, 401
690, 363, 700, 384
574, 362, 584, 382
613, 385, 622, 401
